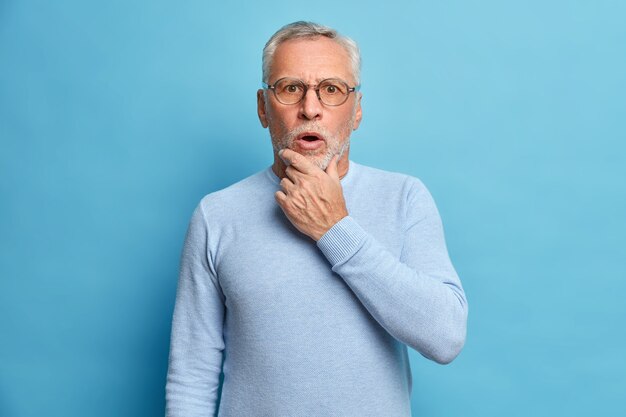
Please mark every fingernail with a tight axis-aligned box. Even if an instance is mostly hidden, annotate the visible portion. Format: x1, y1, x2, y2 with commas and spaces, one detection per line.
278, 149, 290, 165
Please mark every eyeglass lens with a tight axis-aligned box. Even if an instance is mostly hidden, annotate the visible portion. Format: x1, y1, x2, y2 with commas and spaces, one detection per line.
273, 78, 350, 106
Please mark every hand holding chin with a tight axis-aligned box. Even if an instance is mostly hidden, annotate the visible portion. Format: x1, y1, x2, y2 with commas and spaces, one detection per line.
275, 149, 348, 241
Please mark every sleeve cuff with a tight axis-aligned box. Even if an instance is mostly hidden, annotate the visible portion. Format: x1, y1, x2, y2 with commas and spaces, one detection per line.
316, 216, 367, 266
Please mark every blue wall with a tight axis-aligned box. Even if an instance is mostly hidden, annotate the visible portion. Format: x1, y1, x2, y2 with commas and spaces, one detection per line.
1, 1, 624, 416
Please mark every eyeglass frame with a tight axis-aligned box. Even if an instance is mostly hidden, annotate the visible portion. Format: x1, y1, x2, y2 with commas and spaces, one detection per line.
262, 77, 361, 106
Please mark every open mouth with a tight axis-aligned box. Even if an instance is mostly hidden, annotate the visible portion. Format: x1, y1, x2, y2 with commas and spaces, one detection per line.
295, 132, 325, 150
297, 132, 324, 142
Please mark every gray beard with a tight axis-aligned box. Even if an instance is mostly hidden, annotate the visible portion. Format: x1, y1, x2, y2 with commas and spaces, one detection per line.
270, 121, 353, 170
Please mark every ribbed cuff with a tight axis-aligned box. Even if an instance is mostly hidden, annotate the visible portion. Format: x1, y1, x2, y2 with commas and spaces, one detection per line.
317, 216, 367, 266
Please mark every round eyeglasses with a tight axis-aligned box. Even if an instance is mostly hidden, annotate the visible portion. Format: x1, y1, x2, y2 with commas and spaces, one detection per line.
262, 77, 360, 106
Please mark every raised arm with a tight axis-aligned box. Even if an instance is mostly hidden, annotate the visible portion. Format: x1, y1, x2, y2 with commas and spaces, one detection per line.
275, 149, 467, 364
166, 203, 225, 417
316, 181, 468, 364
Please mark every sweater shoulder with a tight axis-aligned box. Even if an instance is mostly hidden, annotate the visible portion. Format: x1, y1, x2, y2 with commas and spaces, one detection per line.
351, 161, 429, 199
196, 168, 274, 221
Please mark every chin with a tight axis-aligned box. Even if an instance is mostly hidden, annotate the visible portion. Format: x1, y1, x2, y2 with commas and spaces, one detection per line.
274, 139, 349, 171
305, 152, 334, 170
309, 158, 330, 170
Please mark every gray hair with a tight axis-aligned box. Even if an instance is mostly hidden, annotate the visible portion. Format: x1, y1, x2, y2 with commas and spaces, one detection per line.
262, 21, 361, 85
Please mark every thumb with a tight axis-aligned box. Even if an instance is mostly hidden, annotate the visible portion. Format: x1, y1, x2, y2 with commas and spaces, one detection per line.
325, 154, 340, 180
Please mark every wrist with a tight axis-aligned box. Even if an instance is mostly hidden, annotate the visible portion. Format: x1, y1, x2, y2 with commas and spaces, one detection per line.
315, 214, 349, 241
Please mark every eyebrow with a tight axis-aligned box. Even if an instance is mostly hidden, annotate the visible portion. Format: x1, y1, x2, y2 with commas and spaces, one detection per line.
273, 76, 352, 84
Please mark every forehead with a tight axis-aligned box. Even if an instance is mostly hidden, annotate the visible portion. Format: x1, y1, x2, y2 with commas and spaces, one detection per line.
270, 37, 353, 84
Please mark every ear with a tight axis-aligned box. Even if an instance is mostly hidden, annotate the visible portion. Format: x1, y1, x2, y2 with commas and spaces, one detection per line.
352, 93, 363, 130
257, 89, 269, 128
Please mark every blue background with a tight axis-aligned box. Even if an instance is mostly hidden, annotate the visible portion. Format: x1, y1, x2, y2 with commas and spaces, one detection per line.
1, 1, 625, 416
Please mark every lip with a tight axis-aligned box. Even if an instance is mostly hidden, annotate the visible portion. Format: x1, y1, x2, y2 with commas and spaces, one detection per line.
294, 132, 325, 151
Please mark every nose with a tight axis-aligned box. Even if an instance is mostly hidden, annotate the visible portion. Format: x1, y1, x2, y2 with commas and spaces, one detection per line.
298, 87, 323, 121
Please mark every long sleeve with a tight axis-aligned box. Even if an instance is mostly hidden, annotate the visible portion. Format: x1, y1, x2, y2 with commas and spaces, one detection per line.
316, 180, 468, 364
166, 203, 225, 417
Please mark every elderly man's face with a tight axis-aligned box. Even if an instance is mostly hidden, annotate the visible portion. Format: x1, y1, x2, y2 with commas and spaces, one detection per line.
257, 37, 362, 171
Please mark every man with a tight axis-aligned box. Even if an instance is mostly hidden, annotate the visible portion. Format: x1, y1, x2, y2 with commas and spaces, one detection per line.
166, 21, 468, 417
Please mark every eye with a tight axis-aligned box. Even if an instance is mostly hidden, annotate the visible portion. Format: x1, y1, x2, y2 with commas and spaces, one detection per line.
320, 80, 347, 95
277, 80, 304, 95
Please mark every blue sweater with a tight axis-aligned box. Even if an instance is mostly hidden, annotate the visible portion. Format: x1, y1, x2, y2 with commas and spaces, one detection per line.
166, 161, 468, 417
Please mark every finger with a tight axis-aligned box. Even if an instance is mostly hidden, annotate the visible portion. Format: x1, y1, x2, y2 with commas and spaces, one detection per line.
275, 190, 288, 207
284, 165, 304, 183
279, 148, 318, 175
279, 177, 295, 193
325, 154, 340, 180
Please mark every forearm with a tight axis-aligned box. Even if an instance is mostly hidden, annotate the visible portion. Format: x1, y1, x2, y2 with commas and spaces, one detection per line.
166, 272, 224, 416
166, 344, 222, 417
166, 293, 223, 417
317, 216, 468, 364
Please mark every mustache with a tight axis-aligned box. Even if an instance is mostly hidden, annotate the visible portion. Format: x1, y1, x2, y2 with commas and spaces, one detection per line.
283, 123, 330, 141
